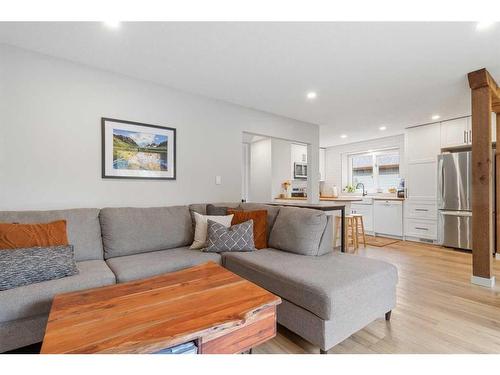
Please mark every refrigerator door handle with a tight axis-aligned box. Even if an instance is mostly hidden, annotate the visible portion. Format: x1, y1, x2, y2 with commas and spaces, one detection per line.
440, 210, 472, 217
437, 157, 444, 208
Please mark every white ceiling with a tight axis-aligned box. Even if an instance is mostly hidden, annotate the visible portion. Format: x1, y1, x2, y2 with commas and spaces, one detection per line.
1, 22, 500, 147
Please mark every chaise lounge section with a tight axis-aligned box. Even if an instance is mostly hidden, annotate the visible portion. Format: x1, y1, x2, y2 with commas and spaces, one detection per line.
0, 203, 398, 353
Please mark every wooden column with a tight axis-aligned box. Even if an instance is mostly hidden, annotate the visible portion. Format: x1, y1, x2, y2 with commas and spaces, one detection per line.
497, 111, 500, 258
470, 85, 493, 279
468, 68, 500, 285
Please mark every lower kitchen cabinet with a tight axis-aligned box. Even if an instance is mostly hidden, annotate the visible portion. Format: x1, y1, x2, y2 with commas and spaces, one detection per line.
403, 199, 438, 242
405, 218, 437, 240
373, 200, 403, 237
350, 202, 373, 233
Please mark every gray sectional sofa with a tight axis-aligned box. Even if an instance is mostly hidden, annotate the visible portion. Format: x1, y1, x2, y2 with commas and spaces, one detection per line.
0, 203, 398, 353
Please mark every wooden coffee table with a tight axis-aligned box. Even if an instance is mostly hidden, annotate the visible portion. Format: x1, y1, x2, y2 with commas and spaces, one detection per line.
41, 262, 281, 354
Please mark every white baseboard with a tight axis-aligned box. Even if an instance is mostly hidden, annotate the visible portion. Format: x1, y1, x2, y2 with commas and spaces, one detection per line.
470, 275, 496, 288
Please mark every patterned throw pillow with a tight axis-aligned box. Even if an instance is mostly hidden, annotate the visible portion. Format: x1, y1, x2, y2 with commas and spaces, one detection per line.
0, 245, 79, 291
203, 219, 256, 253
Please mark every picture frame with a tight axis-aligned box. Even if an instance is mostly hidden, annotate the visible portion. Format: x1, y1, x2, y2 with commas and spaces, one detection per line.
101, 117, 176, 180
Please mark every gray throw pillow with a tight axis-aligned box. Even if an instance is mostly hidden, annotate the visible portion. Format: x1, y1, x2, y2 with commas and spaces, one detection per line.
204, 219, 256, 253
206, 204, 229, 216
0, 245, 79, 291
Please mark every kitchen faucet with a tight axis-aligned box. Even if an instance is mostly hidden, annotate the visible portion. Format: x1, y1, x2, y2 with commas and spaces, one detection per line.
356, 182, 367, 196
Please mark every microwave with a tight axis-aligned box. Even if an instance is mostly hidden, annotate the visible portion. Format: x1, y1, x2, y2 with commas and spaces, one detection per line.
294, 162, 307, 179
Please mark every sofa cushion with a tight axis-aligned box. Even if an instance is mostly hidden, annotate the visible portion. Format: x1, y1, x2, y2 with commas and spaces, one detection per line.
188, 202, 242, 217
0, 245, 78, 291
204, 220, 256, 253
0, 260, 115, 322
240, 203, 280, 238
100, 206, 193, 259
206, 204, 228, 216
190, 212, 233, 250
268, 206, 328, 256
0, 220, 69, 249
0, 209, 103, 261
106, 247, 222, 283
228, 209, 267, 249
223, 249, 398, 320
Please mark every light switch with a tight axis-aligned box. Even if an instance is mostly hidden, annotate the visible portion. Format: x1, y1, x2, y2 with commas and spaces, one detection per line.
215, 176, 222, 185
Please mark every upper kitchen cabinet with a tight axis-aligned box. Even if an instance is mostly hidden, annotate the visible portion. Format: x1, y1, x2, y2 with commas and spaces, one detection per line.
406, 123, 441, 163
291, 143, 307, 163
440, 115, 497, 148
290, 143, 308, 180
440, 117, 469, 148
319, 148, 326, 181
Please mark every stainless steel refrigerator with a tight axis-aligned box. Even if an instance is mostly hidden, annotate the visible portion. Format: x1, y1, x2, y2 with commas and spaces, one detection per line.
437, 151, 472, 250
438, 150, 495, 251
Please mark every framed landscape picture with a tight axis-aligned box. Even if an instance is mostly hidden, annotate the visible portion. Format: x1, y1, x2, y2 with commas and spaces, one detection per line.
101, 118, 176, 180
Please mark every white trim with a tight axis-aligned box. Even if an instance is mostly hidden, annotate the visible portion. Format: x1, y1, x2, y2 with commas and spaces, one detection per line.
470, 275, 496, 288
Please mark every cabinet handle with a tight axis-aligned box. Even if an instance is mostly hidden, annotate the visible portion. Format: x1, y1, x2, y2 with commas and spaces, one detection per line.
414, 208, 429, 212
464, 130, 466, 144
415, 227, 429, 231
469, 130, 472, 143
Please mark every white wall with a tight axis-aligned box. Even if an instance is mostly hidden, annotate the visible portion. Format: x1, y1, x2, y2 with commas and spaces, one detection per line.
324, 134, 405, 191
271, 138, 292, 199
0, 45, 319, 210
249, 139, 272, 202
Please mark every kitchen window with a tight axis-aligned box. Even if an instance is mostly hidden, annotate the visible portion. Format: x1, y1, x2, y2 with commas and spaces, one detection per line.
348, 149, 400, 193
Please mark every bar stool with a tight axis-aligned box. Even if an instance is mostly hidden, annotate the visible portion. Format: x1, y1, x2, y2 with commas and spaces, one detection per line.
333, 215, 358, 252
351, 214, 367, 249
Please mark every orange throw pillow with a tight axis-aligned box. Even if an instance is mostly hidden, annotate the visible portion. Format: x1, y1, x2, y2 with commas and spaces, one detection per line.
228, 209, 267, 249
0, 220, 69, 249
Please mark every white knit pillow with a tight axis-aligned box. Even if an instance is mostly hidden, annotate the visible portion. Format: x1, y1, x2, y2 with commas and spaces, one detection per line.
190, 212, 234, 250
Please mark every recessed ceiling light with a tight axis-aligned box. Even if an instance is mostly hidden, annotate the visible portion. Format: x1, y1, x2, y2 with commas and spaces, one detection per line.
379, 126, 387, 131
103, 21, 121, 29
340, 134, 347, 139
306, 91, 317, 100
476, 21, 495, 31
432, 115, 441, 120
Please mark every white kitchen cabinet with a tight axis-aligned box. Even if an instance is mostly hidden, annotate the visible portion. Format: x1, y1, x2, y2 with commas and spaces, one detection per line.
319, 148, 326, 181
350, 202, 373, 232
440, 115, 497, 148
404, 200, 437, 220
291, 143, 308, 180
440, 117, 469, 148
406, 123, 441, 163
406, 161, 437, 200
373, 200, 403, 237
291, 143, 307, 163
405, 218, 437, 240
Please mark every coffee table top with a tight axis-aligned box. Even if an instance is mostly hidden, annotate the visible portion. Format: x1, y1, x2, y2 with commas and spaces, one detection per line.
41, 261, 281, 354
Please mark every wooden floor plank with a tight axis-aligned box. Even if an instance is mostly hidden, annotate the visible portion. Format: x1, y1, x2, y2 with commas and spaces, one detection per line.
255, 241, 500, 354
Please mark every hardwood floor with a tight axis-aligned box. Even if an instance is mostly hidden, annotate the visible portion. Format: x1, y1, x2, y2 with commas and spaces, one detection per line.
255, 241, 500, 354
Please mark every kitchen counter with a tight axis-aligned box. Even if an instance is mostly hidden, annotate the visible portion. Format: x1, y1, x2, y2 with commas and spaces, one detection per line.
274, 196, 363, 202
372, 197, 405, 201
